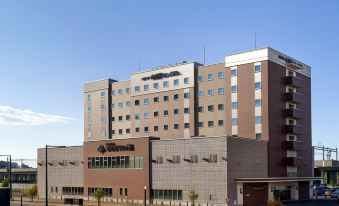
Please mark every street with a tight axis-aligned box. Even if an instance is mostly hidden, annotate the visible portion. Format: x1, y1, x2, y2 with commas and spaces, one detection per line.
285, 199, 339, 206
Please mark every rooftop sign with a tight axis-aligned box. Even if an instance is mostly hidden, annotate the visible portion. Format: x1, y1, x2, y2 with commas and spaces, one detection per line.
141, 71, 181, 81
97, 143, 135, 154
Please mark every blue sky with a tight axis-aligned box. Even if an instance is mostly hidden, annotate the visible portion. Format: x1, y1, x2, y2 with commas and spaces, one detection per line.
0, 1, 338, 162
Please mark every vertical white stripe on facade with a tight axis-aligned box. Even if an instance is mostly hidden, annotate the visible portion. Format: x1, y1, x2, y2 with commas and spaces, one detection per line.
254, 64, 262, 135
184, 88, 190, 138
231, 66, 238, 136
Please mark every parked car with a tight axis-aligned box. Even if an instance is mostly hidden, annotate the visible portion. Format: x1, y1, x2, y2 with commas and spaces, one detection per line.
313, 185, 331, 196
331, 188, 339, 198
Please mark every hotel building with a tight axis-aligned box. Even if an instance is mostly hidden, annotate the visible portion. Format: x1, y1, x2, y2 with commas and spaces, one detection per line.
38, 47, 318, 206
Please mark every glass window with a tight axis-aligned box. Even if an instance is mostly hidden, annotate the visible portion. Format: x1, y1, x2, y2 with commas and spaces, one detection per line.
153, 97, 159, 103
231, 85, 237, 93
118, 89, 123, 95
232, 102, 238, 109
163, 95, 169, 101
255, 82, 261, 90
174, 109, 179, 115
164, 125, 169, 131
100, 117, 106, 123
111, 90, 115, 96
174, 94, 179, 100
144, 84, 149, 91
208, 105, 214, 112
164, 110, 169, 116
255, 65, 262, 73
218, 72, 224, 79
119, 129, 123, 135
232, 118, 238, 125
255, 116, 262, 124
153, 83, 159, 89
87, 94, 92, 100
100, 129, 106, 137
118, 102, 123, 108
135, 127, 140, 133
172, 155, 180, 163
126, 115, 130, 121
256, 133, 262, 140
184, 108, 189, 114
209, 154, 217, 163
198, 106, 204, 112
144, 98, 149, 105
126, 101, 131, 108
154, 111, 159, 118
154, 126, 159, 132
208, 89, 214, 96
184, 92, 189, 99
100, 91, 105, 97
184, 77, 189, 84
174, 124, 179, 129
218, 88, 224, 95
198, 91, 204, 97
135, 113, 140, 120
144, 112, 150, 119
144, 127, 149, 132
218, 104, 224, 111
135, 100, 140, 106
134, 86, 140, 93
198, 122, 203, 128
125, 88, 130, 94
184, 123, 189, 129
255, 99, 262, 107
208, 74, 214, 81
218, 120, 224, 126
174, 79, 179, 86
198, 75, 203, 82
126, 128, 130, 134
208, 121, 214, 127
231, 69, 237, 77
163, 81, 169, 88
88, 107, 92, 112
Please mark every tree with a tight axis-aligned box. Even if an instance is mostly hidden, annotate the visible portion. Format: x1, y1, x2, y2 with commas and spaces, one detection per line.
94, 189, 105, 206
188, 190, 199, 206
1, 179, 9, 187
25, 185, 38, 202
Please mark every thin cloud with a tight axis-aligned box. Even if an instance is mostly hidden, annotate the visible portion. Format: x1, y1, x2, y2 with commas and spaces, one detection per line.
0, 106, 73, 126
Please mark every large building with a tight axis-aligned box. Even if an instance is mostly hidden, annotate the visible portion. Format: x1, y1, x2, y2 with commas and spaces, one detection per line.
38, 47, 317, 206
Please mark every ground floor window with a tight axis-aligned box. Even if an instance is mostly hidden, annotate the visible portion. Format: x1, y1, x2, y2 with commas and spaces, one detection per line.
87, 155, 144, 169
88, 187, 112, 197
152, 189, 183, 200
62, 187, 84, 195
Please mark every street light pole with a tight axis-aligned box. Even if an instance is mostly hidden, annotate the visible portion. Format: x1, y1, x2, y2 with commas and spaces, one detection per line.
144, 186, 147, 206
0, 155, 12, 199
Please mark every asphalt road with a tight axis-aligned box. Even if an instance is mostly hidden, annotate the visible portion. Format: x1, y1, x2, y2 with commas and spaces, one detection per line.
285, 199, 339, 206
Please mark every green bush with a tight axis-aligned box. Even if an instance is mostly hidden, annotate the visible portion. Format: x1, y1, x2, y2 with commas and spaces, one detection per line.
1, 179, 9, 187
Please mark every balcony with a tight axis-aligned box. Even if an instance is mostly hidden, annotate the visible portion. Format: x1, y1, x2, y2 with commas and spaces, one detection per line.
282, 108, 304, 119
283, 157, 303, 166
282, 141, 303, 151
282, 125, 304, 134
284, 76, 303, 88
283, 92, 303, 104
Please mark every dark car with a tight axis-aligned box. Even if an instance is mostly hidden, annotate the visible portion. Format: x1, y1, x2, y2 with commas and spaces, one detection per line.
313, 186, 331, 196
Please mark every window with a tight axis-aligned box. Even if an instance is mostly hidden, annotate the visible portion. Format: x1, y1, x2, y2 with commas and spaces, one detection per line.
100, 91, 105, 97
163, 110, 169, 116
144, 98, 149, 105
255, 82, 261, 90
135, 127, 140, 133
218, 104, 224, 111
124, 188, 128, 196
154, 111, 159, 118
153, 83, 159, 89
208, 74, 214, 81
135, 100, 140, 106
118, 89, 123, 95
174, 94, 179, 100
156, 156, 163, 164
125, 88, 130, 94
184, 123, 189, 129
198, 91, 204, 97
87, 94, 92, 100
172, 155, 180, 163
209, 154, 217, 163
124, 114, 129, 120
218, 120, 224, 126
111, 90, 115, 96
208, 105, 214, 112
126, 128, 130, 134
174, 124, 179, 129
153, 97, 159, 103
164, 125, 169, 131
231, 69, 237, 77
208, 121, 214, 127
198, 75, 203, 82
112, 116, 115, 122
218, 88, 224, 95
111, 130, 115, 136
174, 109, 179, 115
119, 129, 123, 135
144, 112, 150, 119
232, 102, 238, 109
100, 129, 106, 137
256, 133, 262, 140
118, 102, 123, 108
88, 107, 92, 112
191, 155, 198, 163
184, 108, 189, 114
154, 126, 159, 132
198, 122, 204, 128
163, 95, 169, 101
126, 101, 131, 108
163, 81, 169, 88
208, 89, 214, 96
174, 79, 179, 86
184, 92, 189, 99
255, 116, 262, 124
255, 65, 262, 73
184, 77, 189, 84
231, 86, 237, 93
232, 118, 238, 125
198, 106, 204, 113
255, 99, 262, 107
144, 127, 149, 133
100, 117, 106, 123
144, 84, 149, 91
218, 72, 224, 79
134, 86, 140, 93
88, 117, 92, 125
118, 116, 123, 121
135, 113, 140, 120
120, 188, 123, 196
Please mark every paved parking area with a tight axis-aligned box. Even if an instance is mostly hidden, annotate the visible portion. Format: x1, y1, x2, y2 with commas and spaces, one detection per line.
286, 199, 339, 206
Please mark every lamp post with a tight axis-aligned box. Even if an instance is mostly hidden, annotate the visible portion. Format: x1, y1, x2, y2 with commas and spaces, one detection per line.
144, 186, 147, 206
45, 145, 66, 206
0, 155, 12, 199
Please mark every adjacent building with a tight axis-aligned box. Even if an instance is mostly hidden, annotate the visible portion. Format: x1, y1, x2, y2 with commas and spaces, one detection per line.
38, 47, 317, 206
